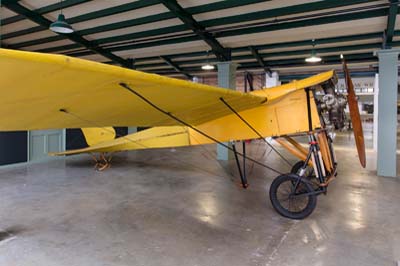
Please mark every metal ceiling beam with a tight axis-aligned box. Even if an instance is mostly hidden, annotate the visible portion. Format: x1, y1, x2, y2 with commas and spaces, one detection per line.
66, 30, 389, 62
1, 0, 91, 26
65, 36, 201, 57
214, 8, 390, 38
10, 0, 381, 54
135, 41, 386, 68
384, 0, 398, 47
165, 71, 379, 80
1, 0, 160, 41
240, 53, 375, 67
134, 32, 384, 62
260, 42, 382, 59
146, 53, 377, 74
1, 0, 130, 67
134, 42, 385, 69
5, 0, 265, 46
202, 0, 379, 29
279, 71, 378, 82
159, 0, 230, 61
126, 58, 135, 70
160, 56, 193, 79
15, 0, 379, 54
238, 32, 385, 53
44, 5, 391, 57
249, 46, 271, 74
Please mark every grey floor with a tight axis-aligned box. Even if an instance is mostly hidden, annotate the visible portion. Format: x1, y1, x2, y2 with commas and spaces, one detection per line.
0, 125, 399, 266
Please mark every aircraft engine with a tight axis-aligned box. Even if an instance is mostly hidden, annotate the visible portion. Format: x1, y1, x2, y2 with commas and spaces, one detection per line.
318, 87, 347, 130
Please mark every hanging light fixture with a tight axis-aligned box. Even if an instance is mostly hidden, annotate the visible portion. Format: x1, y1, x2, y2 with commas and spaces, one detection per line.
50, 1, 74, 34
201, 50, 215, 70
305, 39, 321, 63
201, 64, 215, 70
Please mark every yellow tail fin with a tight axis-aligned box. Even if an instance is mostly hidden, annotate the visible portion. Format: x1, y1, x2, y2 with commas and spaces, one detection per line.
81, 127, 116, 146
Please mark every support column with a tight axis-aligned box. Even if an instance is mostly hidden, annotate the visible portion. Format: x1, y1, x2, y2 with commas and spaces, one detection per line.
373, 73, 379, 152
265, 71, 281, 88
217, 61, 237, 160
374, 49, 399, 177
128, 127, 137, 134
127, 59, 137, 135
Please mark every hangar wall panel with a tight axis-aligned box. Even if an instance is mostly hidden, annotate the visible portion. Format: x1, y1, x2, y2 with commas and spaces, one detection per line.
0, 131, 27, 165
28, 130, 65, 161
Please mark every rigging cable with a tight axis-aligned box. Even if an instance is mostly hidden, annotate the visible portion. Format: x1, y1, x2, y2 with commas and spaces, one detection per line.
219, 97, 292, 167
59, 109, 149, 150
59, 108, 261, 181
119, 82, 283, 175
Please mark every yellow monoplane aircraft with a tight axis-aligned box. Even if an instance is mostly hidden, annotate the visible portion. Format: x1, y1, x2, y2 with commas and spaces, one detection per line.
0, 48, 365, 219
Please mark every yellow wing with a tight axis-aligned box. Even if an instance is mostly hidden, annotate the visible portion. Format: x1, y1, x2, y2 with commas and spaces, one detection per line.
0, 48, 266, 131
251, 70, 336, 101
54, 70, 337, 156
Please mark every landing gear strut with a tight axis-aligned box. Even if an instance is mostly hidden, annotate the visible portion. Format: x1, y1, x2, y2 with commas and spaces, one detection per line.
91, 153, 112, 171
270, 131, 336, 219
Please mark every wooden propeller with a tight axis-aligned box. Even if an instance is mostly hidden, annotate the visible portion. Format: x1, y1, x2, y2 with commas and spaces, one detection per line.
342, 59, 366, 168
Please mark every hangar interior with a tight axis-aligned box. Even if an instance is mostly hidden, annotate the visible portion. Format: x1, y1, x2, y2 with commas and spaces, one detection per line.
0, 1, 399, 265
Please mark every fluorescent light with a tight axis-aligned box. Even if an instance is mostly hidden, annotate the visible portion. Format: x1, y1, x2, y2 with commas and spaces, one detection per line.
305, 55, 322, 63
50, 14, 74, 34
201, 64, 215, 70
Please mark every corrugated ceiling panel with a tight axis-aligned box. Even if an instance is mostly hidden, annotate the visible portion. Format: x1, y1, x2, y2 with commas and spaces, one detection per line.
261, 50, 375, 61
0, 6, 18, 19
22, 39, 77, 51
193, 0, 321, 21
193, 1, 387, 30
218, 17, 386, 48
41, 0, 136, 22
1, 19, 39, 35
179, 0, 222, 9
256, 39, 383, 54
86, 19, 184, 40
5, 30, 57, 44
113, 40, 209, 59
45, 3, 169, 32
78, 53, 113, 62
19, 0, 59, 10
5, 29, 56, 44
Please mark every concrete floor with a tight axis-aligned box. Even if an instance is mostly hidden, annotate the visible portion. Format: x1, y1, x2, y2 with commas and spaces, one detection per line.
0, 125, 399, 266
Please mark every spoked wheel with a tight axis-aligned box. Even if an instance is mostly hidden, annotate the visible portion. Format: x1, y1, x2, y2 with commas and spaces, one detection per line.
269, 174, 317, 219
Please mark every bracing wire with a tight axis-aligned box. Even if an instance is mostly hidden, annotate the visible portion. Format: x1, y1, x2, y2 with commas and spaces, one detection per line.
219, 97, 292, 167
119, 83, 283, 175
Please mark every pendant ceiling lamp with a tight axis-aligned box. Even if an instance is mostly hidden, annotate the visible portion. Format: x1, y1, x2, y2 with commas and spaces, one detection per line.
202, 50, 215, 70
305, 39, 321, 63
50, 1, 74, 34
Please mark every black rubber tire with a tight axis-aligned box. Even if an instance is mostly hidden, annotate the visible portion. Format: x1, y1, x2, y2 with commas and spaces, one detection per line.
269, 174, 317, 219
291, 161, 320, 189
291, 160, 306, 175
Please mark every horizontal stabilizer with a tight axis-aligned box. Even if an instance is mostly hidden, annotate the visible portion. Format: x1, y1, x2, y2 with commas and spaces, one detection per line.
81, 127, 116, 146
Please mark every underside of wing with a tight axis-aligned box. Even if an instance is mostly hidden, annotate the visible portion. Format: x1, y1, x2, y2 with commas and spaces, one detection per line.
54, 84, 323, 156
0, 49, 266, 131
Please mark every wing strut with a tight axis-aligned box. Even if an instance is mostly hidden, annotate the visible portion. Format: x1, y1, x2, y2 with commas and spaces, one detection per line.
305, 88, 313, 132
219, 97, 292, 167
119, 83, 283, 176
232, 142, 248, 188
